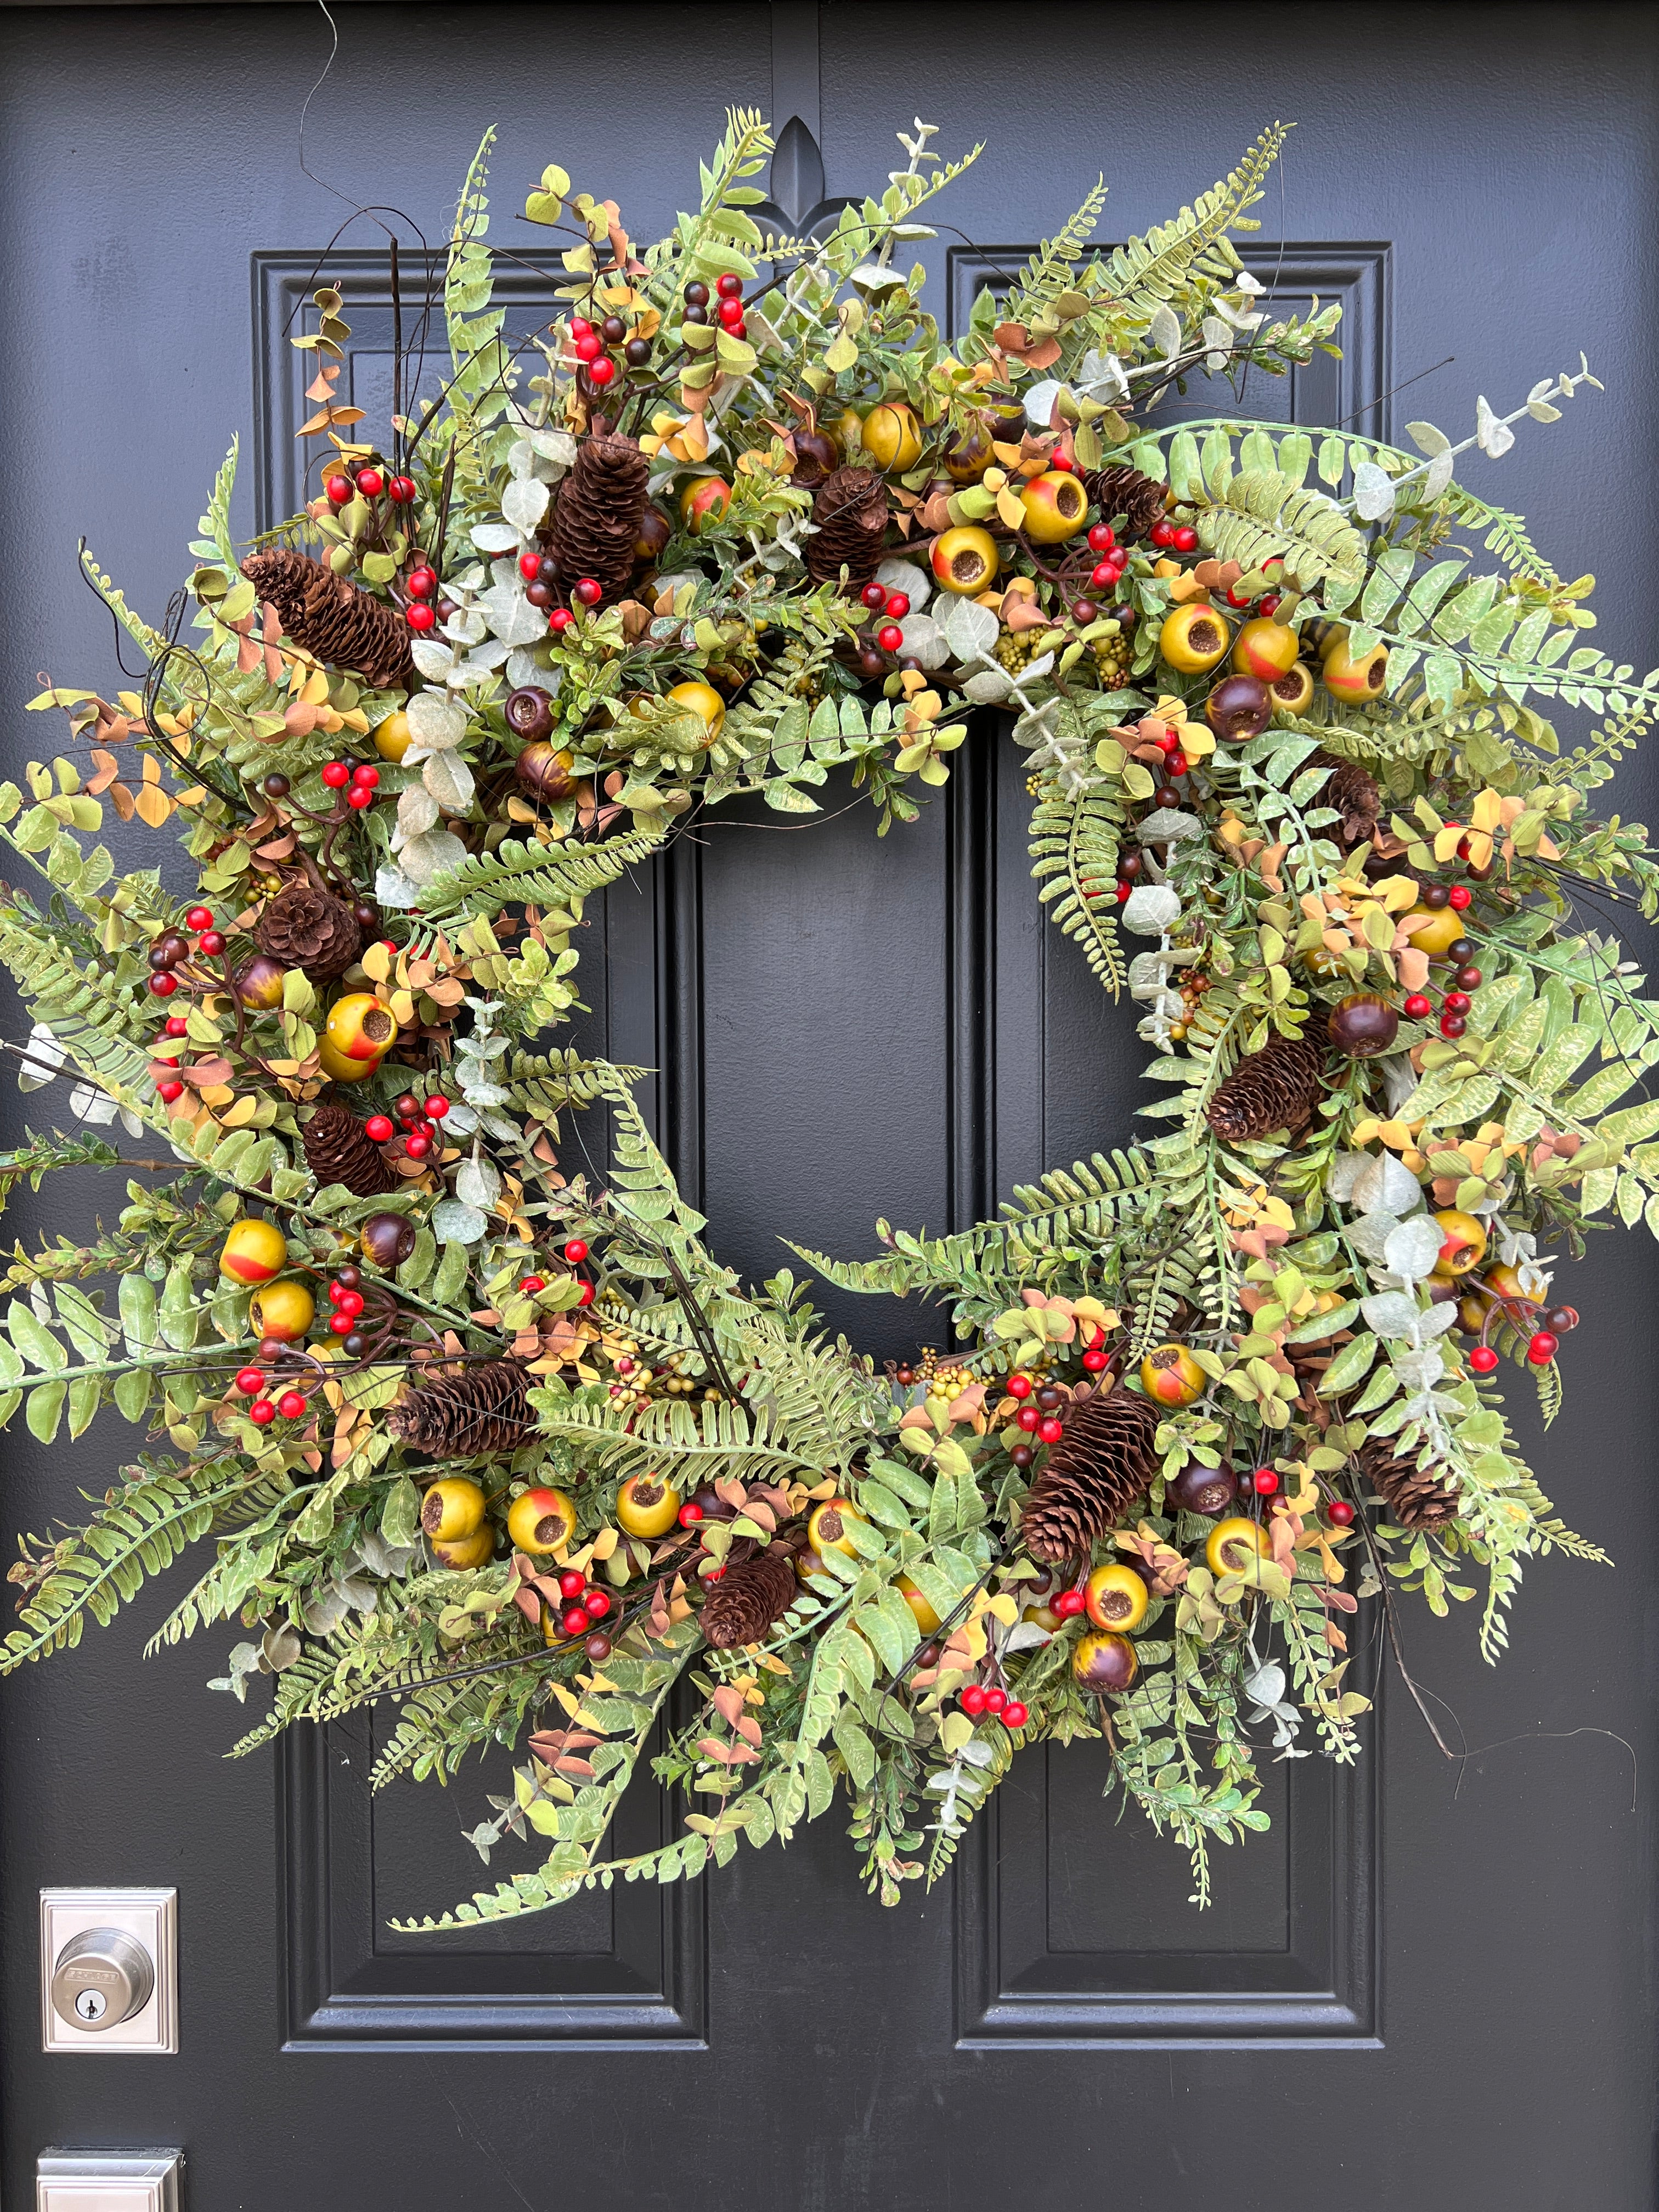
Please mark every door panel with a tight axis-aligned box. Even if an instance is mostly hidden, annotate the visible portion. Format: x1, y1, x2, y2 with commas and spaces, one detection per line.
2, 6, 1657, 2208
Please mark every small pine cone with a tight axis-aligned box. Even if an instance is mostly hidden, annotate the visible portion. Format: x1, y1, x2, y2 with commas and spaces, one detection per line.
390, 1362, 533, 1458
1206, 1017, 1329, 1144
240, 548, 414, 691
254, 881, 362, 985
1020, 1385, 1159, 1562
548, 432, 648, 607
1359, 1436, 1461, 1531
805, 466, 889, 588
301, 1101, 394, 1199
1310, 749, 1382, 851
700, 1544, 799, 1650
1080, 462, 1169, 542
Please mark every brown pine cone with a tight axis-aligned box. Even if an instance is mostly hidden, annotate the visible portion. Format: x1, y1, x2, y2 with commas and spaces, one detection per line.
391, 1362, 533, 1458
254, 882, 362, 985
1310, 749, 1382, 851
301, 1101, 394, 1198
1020, 1385, 1160, 1562
548, 432, 648, 607
1358, 1437, 1461, 1531
805, 466, 889, 588
240, 548, 414, 691
1080, 462, 1169, 542
1206, 1016, 1329, 1144
700, 1544, 798, 1649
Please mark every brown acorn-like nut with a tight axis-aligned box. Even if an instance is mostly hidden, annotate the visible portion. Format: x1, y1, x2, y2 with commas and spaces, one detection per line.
1170, 1459, 1238, 1517
1329, 992, 1400, 1057
360, 1212, 417, 1270
235, 953, 288, 1009
634, 505, 673, 562
1205, 673, 1272, 741
1073, 1630, 1138, 1693
504, 686, 556, 742
789, 427, 839, 490
514, 741, 577, 802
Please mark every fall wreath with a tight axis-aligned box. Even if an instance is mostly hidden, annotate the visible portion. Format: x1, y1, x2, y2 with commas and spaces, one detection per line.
1, 112, 1650, 1928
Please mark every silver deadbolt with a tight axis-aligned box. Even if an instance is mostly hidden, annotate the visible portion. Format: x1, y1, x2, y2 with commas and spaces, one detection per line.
50, 1926, 154, 2033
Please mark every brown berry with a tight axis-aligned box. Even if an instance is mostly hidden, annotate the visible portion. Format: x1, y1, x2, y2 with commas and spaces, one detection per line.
1205, 673, 1272, 741
1329, 992, 1400, 1058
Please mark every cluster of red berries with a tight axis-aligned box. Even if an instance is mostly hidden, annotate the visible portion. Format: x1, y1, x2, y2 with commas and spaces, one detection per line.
517, 1238, 595, 1311
233, 1363, 310, 1427
959, 1682, 1030, 1729
1113, 741, 1193, 904
318, 758, 382, 811
364, 1091, 449, 1162
1148, 516, 1200, 556
323, 1265, 370, 1357
1082, 520, 1131, 611
1217, 560, 1285, 619
324, 463, 416, 508
146, 904, 227, 998
402, 561, 447, 633
550, 1564, 613, 1638
1402, 914, 1481, 1037
860, 579, 912, 653
1468, 1297, 1576, 1375
681, 274, 745, 342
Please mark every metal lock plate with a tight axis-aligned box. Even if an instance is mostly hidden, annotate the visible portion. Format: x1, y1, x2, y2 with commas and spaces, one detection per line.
40, 1890, 178, 2055
37, 2148, 181, 2212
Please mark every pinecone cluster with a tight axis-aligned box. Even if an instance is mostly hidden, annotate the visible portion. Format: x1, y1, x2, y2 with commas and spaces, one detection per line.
240, 548, 414, 691
1359, 1437, 1461, 1531
805, 466, 888, 588
549, 433, 648, 607
1080, 462, 1169, 541
1206, 1017, 1329, 1143
301, 1101, 393, 1198
1020, 1385, 1159, 1561
699, 1543, 799, 1649
1311, 749, 1382, 851
255, 882, 362, 985
390, 1362, 534, 1458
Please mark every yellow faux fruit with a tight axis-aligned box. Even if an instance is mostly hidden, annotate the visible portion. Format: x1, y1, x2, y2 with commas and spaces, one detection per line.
1231, 617, 1299, 681
807, 1497, 867, 1559
1139, 1343, 1205, 1407
1268, 662, 1315, 715
664, 681, 725, 744
1323, 635, 1389, 702
421, 1477, 486, 1542
930, 524, 999, 594
1431, 1209, 1487, 1279
1072, 1630, 1138, 1692
896, 1573, 942, 1635
941, 420, 993, 482
506, 1486, 578, 1555
796, 1547, 838, 1592
828, 406, 865, 457
1018, 469, 1088, 544
1160, 603, 1231, 674
219, 1217, 288, 1286
616, 1472, 681, 1539
317, 1039, 379, 1082
1084, 1562, 1149, 1633
859, 402, 923, 473
1205, 1515, 1272, 1579
374, 710, 414, 763
249, 1279, 315, 1342
324, 991, 397, 1069
432, 1526, 494, 1570
1404, 904, 1468, 959
679, 476, 732, 532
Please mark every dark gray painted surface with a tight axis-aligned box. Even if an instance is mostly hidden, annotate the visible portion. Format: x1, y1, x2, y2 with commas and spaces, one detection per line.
1, 6, 1655, 2206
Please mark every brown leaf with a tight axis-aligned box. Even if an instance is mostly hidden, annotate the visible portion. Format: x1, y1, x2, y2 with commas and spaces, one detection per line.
711, 1685, 746, 1729
182, 1057, 235, 1088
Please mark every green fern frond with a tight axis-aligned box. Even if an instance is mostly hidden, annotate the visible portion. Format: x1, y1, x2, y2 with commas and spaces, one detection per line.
417, 828, 663, 922
1105, 124, 1290, 319
1029, 781, 1127, 994
1003, 177, 1109, 323
1197, 469, 1367, 590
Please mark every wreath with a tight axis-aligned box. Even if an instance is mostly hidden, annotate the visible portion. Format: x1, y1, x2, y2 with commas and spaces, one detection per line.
1, 111, 1649, 1930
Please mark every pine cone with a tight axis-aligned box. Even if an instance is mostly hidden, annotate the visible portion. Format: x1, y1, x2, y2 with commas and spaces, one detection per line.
1358, 1436, 1461, 1531
1206, 1017, 1329, 1144
254, 882, 362, 985
1311, 749, 1381, 851
548, 433, 648, 607
700, 1544, 798, 1649
301, 1101, 394, 1199
805, 466, 889, 588
1080, 462, 1169, 542
240, 549, 414, 690
1020, 1385, 1159, 1562
391, 1362, 534, 1459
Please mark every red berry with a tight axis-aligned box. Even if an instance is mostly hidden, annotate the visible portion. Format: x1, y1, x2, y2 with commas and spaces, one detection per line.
1527, 1330, 1559, 1365
320, 760, 351, 790
356, 467, 384, 498
576, 1282, 595, 1307
563, 1238, 589, 1263
185, 905, 213, 930
405, 566, 437, 598
1002, 1700, 1029, 1730
1259, 594, 1282, 617
1007, 1373, 1034, 1399
569, 317, 593, 338
325, 473, 352, 505
197, 929, 225, 956
1252, 1467, 1279, 1496
716, 273, 743, 300
1403, 993, 1432, 1020
1115, 881, 1132, 904
1048, 452, 1074, 472
403, 1131, 432, 1159
1091, 562, 1116, 590
336, 1290, 364, 1318
1054, 1589, 1087, 1618
562, 1606, 590, 1637
555, 1568, 585, 1599
1172, 526, 1200, 554
718, 297, 744, 327
156, 1078, 185, 1103
961, 1684, 988, 1716
1440, 1012, 1466, 1039
573, 578, 602, 607
346, 786, 374, 809
1016, 1405, 1042, 1432
1325, 1498, 1356, 1526
1158, 728, 1183, 751
1150, 518, 1176, 548
365, 1115, 394, 1142
1167, 753, 1189, 776
1443, 991, 1472, 1015
1037, 1415, 1065, 1443
164, 1015, 188, 1036
406, 602, 436, 631
678, 1503, 703, 1526
248, 1398, 277, 1425
234, 1366, 266, 1395
329, 1313, 354, 1336
518, 1276, 546, 1295
328, 1281, 347, 1306
1469, 1345, 1500, 1374
1087, 523, 1116, 552
574, 332, 602, 362
1225, 584, 1254, 608
549, 606, 575, 633
424, 1094, 449, 1119
878, 623, 904, 652
389, 476, 415, 503
1447, 884, 1472, 910
861, 582, 887, 610
586, 357, 617, 386
1081, 1348, 1109, 1373
982, 1686, 1008, 1715
885, 592, 911, 619
584, 1589, 611, 1619
148, 972, 178, 997
350, 763, 380, 789
277, 1390, 308, 1420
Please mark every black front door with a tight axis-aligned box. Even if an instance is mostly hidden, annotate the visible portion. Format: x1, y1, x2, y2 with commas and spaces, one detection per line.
2, 6, 1655, 2207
